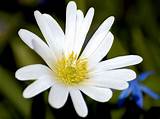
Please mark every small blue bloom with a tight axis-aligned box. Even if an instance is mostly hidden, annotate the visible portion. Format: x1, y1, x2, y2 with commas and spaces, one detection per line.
118, 71, 159, 108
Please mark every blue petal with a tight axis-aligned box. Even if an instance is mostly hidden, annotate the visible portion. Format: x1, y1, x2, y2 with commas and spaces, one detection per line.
140, 85, 160, 99
119, 88, 131, 99
118, 89, 131, 106
118, 98, 126, 107
138, 71, 154, 81
132, 85, 143, 108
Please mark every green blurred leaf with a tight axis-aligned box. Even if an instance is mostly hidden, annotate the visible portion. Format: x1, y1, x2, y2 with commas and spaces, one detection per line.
111, 108, 125, 119
0, 67, 31, 118
0, 12, 22, 53
0, 103, 12, 119
131, 28, 155, 70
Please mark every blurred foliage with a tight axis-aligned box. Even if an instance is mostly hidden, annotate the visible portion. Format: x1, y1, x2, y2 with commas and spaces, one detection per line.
0, 0, 160, 119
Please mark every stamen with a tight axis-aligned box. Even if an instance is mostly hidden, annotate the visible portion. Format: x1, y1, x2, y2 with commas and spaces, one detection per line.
54, 52, 88, 86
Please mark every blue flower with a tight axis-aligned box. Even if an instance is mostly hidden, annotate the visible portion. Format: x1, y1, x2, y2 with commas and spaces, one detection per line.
118, 71, 159, 108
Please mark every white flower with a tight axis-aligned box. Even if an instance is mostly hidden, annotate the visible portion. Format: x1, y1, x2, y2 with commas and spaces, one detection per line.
15, 1, 143, 117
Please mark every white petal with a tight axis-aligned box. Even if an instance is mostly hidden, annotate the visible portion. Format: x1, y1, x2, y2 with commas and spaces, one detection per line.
90, 70, 130, 90
92, 80, 128, 90
92, 69, 136, 81
81, 16, 114, 58
32, 38, 56, 69
48, 84, 69, 109
42, 13, 64, 41
34, 11, 63, 55
74, 8, 94, 56
95, 55, 143, 71
18, 29, 56, 67
18, 29, 43, 49
15, 64, 53, 81
23, 75, 54, 98
70, 89, 88, 117
87, 32, 114, 64
72, 10, 84, 55
42, 13, 65, 56
65, 1, 77, 55
80, 86, 112, 102
77, 10, 84, 22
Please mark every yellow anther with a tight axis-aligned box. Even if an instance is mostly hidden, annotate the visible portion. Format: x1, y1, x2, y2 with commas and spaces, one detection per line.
54, 52, 88, 86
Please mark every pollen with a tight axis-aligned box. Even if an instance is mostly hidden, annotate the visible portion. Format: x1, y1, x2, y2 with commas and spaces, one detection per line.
54, 52, 88, 86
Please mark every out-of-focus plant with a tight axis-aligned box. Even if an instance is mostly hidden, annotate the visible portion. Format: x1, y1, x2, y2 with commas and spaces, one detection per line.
118, 71, 159, 108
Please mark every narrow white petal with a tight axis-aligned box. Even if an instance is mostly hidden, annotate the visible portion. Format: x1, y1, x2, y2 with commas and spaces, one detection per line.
87, 32, 114, 64
80, 86, 112, 102
93, 80, 128, 90
95, 55, 143, 71
77, 10, 84, 23
34, 11, 51, 46
18, 29, 43, 49
90, 73, 129, 90
32, 39, 56, 69
70, 90, 88, 117
65, 1, 77, 55
81, 16, 114, 58
74, 8, 94, 56
15, 64, 53, 81
23, 75, 54, 98
43, 14, 64, 40
18, 29, 56, 68
34, 11, 63, 55
92, 69, 136, 81
72, 10, 84, 55
42, 13, 65, 55
76, 10, 84, 31
48, 84, 69, 109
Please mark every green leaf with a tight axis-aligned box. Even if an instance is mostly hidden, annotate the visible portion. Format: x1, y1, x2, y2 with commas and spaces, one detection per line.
0, 67, 31, 117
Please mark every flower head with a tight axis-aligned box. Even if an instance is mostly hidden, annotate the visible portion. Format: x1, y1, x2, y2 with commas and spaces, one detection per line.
118, 71, 159, 108
15, 1, 142, 117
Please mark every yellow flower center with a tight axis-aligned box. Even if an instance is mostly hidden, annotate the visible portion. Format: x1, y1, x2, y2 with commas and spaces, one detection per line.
54, 52, 88, 86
